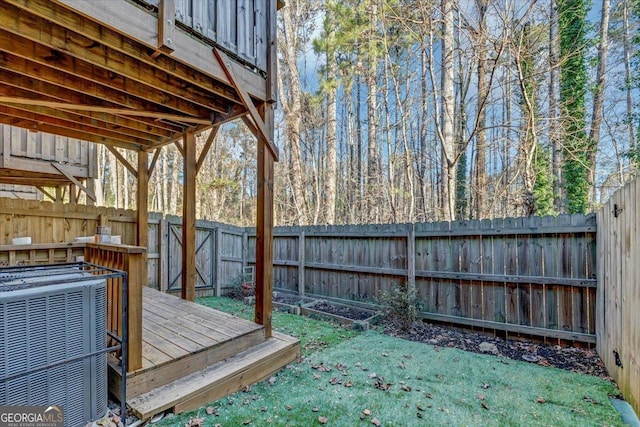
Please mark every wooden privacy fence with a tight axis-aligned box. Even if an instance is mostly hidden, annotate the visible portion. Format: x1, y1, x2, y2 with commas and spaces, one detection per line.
597, 177, 640, 415
146, 215, 246, 297
247, 215, 597, 344
0, 198, 599, 344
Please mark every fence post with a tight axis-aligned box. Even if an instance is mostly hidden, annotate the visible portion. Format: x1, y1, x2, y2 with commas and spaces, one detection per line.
216, 227, 223, 296
159, 218, 168, 292
298, 230, 305, 295
407, 227, 416, 291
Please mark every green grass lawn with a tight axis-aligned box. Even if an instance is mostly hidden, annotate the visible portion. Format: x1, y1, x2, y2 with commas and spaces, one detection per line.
154, 297, 624, 427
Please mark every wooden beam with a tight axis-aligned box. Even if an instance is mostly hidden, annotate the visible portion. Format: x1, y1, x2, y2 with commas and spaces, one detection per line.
35, 186, 56, 201
137, 151, 149, 250
0, 30, 215, 119
255, 104, 275, 337
0, 98, 212, 125
213, 48, 279, 161
51, 163, 96, 202
0, 104, 147, 147
0, 98, 169, 143
0, 8, 237, 115
0, 81, 179, 137
157, 0, 176, 54
52, 0, 267, 101
0, 67, 183, 135
0, 115, 140, 151
148, 148, 162, 177
181, 131, 197, 302
107, 146, 138, 179
9, 0, 252, 104
174, 140, 185, 157
196, 126, 219, 174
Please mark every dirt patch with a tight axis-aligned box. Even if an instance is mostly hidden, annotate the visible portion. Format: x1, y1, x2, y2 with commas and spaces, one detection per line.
309, 301, 373, 321
381, 319, 610, 379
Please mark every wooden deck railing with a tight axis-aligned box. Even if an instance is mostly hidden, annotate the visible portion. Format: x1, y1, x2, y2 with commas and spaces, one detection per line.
84, 243, 145, 372
0, 242, 145, 372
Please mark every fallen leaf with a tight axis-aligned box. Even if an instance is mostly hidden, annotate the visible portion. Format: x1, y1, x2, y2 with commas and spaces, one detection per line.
362, 409, 371, 416
398, 362, 406, 369
368, 373, 377, 379
185, 417, 204, 427
285, 405, 292, 411
243, 399, 250, 406
260, 406, 268, 412
268, 376, 277, 386
416, 404, 425, 412
243, 385, 252, 393
381, 352, 389, 357
329, 377, 342, 385
371, 417, 381, 426
425, 393, 433, 399
344, 380, 353, 387
481, 402, 489, 410
481, 383, 490, 389
313, 374, 321, 380
318, 416, 328, 424
401, 385, 412, 392
477, 394, 486, 401
205, 407, 215, 415
374, 378, 392, 391
417, 412, 423, 419
335, 363, 348, 371
242, 420, 252, 425
536, 397, 545, 404
312, 407, 319, 413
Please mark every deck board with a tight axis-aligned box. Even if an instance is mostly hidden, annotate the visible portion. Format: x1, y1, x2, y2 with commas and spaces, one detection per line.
110, 287, 269, 399
143, 287, 259, 337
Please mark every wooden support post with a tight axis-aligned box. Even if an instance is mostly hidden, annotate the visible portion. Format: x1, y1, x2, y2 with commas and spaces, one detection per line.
255, 106, 275, 337
157, 0, 176, 54
69, 184, 77, 204
254, 0, 278, 337
137, 151, 149, 249
124, 248, 144, 371
298, 231, 305, 296
181, 131, 196, 302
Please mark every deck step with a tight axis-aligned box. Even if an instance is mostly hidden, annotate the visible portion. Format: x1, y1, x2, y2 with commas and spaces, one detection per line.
128, 332, 301, 420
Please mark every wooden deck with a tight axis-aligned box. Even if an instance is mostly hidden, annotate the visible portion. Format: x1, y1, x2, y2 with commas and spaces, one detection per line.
109, 288, 300, 419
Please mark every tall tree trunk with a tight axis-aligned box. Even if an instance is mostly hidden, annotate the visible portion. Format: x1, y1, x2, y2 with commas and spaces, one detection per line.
366, 0, 380, 223
622, 0, 636, 163
324, 42, 338, 224
278, 0, 308, 224
587, 0, 610, 204
549, 0, 563, 211
440, 0, 456, 221
473, 0, 488, 219
559, 0, 589, 214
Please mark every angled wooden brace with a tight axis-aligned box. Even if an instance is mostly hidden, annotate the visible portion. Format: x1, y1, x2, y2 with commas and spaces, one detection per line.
51, 163, 97, 202
212, 47, 279, 161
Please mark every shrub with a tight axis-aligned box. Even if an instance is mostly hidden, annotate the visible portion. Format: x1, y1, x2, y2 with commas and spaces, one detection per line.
379, 282, 421, 331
